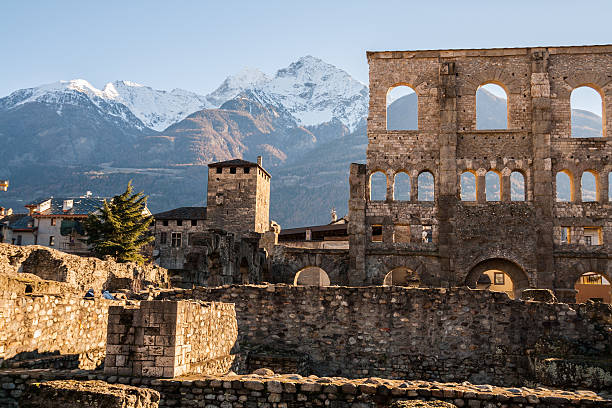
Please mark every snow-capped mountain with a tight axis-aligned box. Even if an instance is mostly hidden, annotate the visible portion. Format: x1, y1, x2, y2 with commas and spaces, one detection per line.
0, 79, 212, 131
206, 67, 269, 108
256, 56, 368, 131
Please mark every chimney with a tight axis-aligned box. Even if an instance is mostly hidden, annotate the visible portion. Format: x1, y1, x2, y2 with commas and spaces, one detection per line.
257, 156, 262, 167
63, 199, 74, 212
86, 191, 92, 197
331, 207, 337, 223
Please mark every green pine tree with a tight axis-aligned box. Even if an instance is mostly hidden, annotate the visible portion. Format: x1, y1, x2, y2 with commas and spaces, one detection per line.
84, 181, 154, 263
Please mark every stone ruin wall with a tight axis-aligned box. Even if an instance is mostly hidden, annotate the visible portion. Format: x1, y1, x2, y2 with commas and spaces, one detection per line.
156, 284, 612, 388
0, 272, 115, 369
2, 371, 610, 408
104, 300, 238, 378
0, 243, 169, 292
349, 45, 612, 297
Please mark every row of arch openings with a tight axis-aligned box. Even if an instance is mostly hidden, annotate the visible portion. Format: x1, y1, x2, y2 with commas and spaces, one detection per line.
386, 83, 604, 137
370, 171, 433, 201
555, 170, 612, 202
460, 171, 525, 202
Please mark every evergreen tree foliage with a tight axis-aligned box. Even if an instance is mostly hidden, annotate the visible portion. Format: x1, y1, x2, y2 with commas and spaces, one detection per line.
84, 181, 153, 263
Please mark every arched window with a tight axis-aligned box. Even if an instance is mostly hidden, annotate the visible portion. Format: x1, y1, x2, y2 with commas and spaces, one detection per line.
294, 267, 331, 286
370, 172, 387, 201
417, 171, 434, 201
387, 85, 417, 130
476, 83, 508, 130
571, 86, 604, 138
460, 171, 477, 201
556, 171, 573, 202
581, 170, 598, 202
393, 172, 410, 200
510, 171, 525, 201
485, 171, 501, 201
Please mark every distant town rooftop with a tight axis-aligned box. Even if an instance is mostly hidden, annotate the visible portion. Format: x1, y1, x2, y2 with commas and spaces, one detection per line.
154, 207, 207, 220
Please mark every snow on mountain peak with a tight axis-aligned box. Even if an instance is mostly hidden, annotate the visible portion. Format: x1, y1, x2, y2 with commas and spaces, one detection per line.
206, 67, 269, 108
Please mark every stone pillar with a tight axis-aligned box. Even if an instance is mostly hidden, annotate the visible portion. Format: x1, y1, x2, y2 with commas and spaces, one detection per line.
476, 174, 486, 203
348, 163, 368, 285
502, 175, 512, 202
600, 172, 608, 203
437, 60, 459, 287
530, 49, 555, 289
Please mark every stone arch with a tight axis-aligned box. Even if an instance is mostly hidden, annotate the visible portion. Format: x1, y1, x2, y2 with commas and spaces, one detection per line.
485, 170, 502, 201
556, 169, 574, 202
387, 84, 418, 130
465, 258, 530, 298
417, 171, 435, 201
460, 170, 477, 201
383, 267, 419, 287
476, 82, 509, 130
581, 169, 599, 202
373, 257, 429, 286
570, 84, 605, 138
555, 258, 612, 290
370, 171, 387, 201
393, 171, 411, 201
294, 266, 331, 286
510, 170, 526, 201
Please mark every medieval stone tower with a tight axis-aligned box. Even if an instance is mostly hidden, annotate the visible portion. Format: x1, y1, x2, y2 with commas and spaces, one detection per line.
206, 157, 271, 236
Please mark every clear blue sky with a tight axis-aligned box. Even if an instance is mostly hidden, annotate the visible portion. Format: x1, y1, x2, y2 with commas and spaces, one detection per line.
1, 0, 609, 113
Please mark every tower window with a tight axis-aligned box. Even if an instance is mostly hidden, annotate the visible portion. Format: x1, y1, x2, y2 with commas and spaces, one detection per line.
191, 219, 197, 226
230, 167, 237, 174
176, 220, 182, 226
244, 167, 250, 174
216, 167, 222, 174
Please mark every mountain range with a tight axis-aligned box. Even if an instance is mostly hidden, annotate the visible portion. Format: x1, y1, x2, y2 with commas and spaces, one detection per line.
0, 57, 602, 227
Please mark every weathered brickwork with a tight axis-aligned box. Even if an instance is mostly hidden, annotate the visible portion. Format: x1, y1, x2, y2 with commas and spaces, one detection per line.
0, 243, 169, 292
347, 45, 612, 300
104, 300, 238, 378
0, 272, 116, 370
154, 284, 612, 387
1, 370, 610, 408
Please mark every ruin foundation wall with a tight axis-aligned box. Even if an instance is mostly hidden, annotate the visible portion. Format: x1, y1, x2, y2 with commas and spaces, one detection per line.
156, 284, 612, 387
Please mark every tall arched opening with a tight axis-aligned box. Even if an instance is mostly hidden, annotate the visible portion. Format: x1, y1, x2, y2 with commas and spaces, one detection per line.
574, 272, 611, 303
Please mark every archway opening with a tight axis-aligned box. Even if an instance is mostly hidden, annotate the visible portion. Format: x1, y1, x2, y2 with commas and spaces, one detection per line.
387, 85, 417, 130
510, 171, 525, 201
383, 267, 419, 287
581, 170, 598, 202
460, 171, 477, 201
394, 171, 411, 201
556, 170, 573, 202
239, 258, 249, 284
294, 266, 331, 286
370, 171, 387, 201
418, 171, 434, 201
476, 83, 508, 130
466, 258, 529, 299
571, 86, 604, 138
574, 272, 611, 303
485, 171, 501, 201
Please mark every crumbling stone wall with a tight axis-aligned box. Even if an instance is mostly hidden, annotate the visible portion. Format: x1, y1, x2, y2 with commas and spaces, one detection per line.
156, 285, 612, 387
266, 245, 349, 284
1, 370, 610, 407
104, 300, 238, 378
0, 243, 169, 292
0, 272, 115, 369
349, 45, 612, 298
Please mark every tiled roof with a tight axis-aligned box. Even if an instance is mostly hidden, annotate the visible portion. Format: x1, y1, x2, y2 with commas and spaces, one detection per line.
154, 207, 207, 220
30, 197, 108, 216
9, 215, 35, 231
0, 213, 28, 225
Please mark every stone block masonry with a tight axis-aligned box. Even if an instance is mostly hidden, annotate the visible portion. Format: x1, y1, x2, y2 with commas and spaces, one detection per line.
0, 272, 115, 369
104, 300, 238, 378
0, 370, 610, 407
156, 284, 612, 387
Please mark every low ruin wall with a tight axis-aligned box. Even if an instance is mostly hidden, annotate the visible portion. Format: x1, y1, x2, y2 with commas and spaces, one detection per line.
0, 370, 610, 408
0, 243, 169, 292
0, 272, 117, 369
104, 300, 238, 378
156, 285, 612, 387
